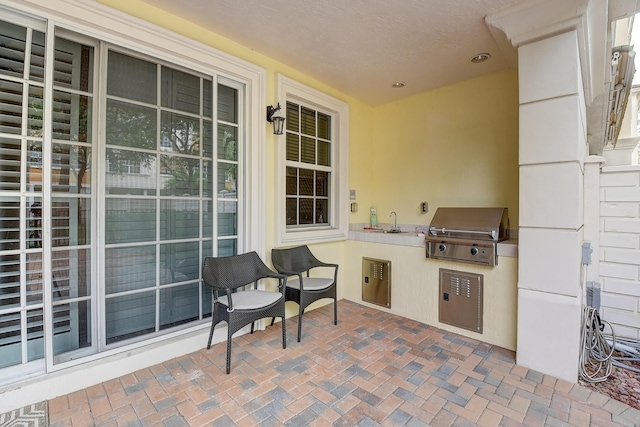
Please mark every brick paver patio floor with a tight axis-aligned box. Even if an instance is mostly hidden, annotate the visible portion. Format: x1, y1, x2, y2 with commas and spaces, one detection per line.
48, 300, 640, 426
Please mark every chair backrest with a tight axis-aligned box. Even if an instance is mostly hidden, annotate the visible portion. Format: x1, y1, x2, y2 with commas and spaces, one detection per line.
271, 245, 320, 274
202, 251, 275, 291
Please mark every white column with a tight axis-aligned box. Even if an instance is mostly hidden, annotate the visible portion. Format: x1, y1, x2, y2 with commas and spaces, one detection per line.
517, 31, 587, 382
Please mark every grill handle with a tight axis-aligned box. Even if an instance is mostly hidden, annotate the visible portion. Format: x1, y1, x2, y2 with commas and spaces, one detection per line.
429, 227, 497, 240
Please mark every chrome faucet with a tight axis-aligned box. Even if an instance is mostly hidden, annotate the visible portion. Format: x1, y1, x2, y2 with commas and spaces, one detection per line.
389, 211, 399, 231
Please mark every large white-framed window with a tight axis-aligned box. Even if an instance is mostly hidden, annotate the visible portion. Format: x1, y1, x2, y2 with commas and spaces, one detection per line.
275, 74, 349, 246
0, 0, 265, 383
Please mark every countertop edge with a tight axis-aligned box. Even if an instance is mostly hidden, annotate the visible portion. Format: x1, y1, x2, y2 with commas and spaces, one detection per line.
348, 230, 518, 258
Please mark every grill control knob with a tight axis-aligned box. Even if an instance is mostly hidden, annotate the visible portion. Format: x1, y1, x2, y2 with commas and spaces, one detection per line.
438, 243, 446, 252
470, 246, 479, 256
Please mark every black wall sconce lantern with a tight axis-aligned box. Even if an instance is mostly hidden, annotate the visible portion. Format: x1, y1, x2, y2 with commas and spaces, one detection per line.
266, 103, 286, 135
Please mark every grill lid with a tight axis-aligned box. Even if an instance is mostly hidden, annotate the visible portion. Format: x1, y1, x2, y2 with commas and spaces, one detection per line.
428, 207, 509, 242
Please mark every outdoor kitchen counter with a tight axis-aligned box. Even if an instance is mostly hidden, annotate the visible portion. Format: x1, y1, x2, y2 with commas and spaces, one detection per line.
348, 225, 518, 258
345, 223, 519, 351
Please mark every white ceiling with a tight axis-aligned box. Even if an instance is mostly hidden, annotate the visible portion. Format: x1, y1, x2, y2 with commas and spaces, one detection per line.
139, 0, 526, 106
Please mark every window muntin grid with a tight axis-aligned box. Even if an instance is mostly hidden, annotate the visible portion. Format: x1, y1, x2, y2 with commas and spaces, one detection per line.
285, 101, 331, 227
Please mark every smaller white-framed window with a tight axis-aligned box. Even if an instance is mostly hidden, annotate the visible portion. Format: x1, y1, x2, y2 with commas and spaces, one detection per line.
275, 74, 349, 246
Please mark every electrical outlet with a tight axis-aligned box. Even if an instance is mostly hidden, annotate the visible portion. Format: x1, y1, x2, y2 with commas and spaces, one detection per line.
581, 241, 592, 265
421, 202, 428, 213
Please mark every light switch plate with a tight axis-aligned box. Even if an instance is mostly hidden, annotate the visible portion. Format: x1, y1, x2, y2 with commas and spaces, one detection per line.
349, 189, 356, 200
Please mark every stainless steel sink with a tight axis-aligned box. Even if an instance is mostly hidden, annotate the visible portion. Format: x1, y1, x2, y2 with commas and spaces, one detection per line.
385, 229, 404, 233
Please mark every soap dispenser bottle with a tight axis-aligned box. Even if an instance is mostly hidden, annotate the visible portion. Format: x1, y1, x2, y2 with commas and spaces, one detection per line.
370, 207, 377, 228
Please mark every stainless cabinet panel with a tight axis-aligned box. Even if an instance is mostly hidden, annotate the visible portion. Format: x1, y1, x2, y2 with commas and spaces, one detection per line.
362, 257, 391, 308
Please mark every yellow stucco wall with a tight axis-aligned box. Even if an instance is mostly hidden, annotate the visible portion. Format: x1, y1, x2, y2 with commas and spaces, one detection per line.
97, 0, 520, 348
350, 70, 519, 228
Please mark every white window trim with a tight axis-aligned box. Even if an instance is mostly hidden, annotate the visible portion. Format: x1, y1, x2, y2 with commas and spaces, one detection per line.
275, 74, 349, 247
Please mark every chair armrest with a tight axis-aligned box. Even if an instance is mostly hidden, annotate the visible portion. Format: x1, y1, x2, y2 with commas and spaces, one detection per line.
275, 271, 304, 290
268, 272, 289, 292
314, 262, 339, 269
251, 272, 288, 292
263, 272, 288, 292
310, 262, 339, 277
274, 268, 304, 277
263, 271, 289, 280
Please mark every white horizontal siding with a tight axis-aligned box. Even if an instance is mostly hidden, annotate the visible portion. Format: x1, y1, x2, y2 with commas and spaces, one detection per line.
600, 262, 638, 280
599, 167, 640, 338
600, 172, 639, 187
603, 187, 640, 202
603, 277, 640, 296
600, 293, 637, 311
599, 232, 639, 249
600, 202, 639, 217
603, 248, 640, 265
603, 218, 640, 233
601, 307, 640, 328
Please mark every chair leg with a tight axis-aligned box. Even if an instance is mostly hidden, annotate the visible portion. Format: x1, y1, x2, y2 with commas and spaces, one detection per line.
250, 321, 255, 334
271, 317, 275, 326
297, 304, 303, 342
226, 332, 232, 374
207, 318, 216, 349
281, 314, 287, 349
334, 297, 338, 325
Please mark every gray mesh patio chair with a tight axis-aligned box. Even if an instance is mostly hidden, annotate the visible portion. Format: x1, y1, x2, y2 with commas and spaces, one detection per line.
202, 251, 287, 374
271, 245, 338, 342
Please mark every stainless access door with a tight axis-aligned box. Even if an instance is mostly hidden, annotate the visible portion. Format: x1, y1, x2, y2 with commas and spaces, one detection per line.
439, 268, 483, 333
362, 258, 391, 308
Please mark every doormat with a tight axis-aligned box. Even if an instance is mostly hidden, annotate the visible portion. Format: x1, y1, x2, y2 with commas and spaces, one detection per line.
0, 401, 48, 426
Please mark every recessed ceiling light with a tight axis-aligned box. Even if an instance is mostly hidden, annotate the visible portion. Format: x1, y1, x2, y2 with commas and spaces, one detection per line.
391, 82, 405, 88
470, 53, 491, 64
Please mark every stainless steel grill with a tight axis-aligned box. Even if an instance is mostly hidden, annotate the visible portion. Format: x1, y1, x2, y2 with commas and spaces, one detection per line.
425, 207, 509, 267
